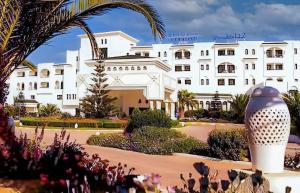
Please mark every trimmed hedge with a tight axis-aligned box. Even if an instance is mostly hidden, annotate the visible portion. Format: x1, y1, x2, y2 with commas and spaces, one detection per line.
20, 118, 126, 129
87, 127, 205, 155
126, 109, 173, 133
184, 109, 238, 122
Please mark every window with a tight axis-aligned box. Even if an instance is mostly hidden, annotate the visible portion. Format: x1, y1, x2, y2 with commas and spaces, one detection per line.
275, 63, 283, 70
113, 67, 117, 71
206, 64, 209, 70
218, 49, 226, 56
57, 95, 62, 100
125, 66, 129, 71
41, 82, 49, 88
201, 65, 204, 70
184, 51, 191, 59
245, 64, 249, 70
201, 79, 204, 85
40, 69, 50, 78
158, 52, 161, 57
227, 49, 235, 55
138, 99, 142, 104
177, 79, 182, 84
99, 48, 108, 58
218, 79, 225, 86
164, 51, 167, 57
201, 50, 204, 56
185, 79, 191, 85
101, 39, 104, 44
131, 66, 135, 70
267, 64, 273, 70
228, 79, 235, 85
227, 65, 235, 73
218, 64, 225, 73
105, 39, 107, 44
295, 48, 298, 54
295, 64, 298, 70
245, 49, 248, 55
137, 66, 141, 70
143, 66, 147, 70
72, 94, 77, 99
107, 67, 111, 71
252, 49, 255, 55
252, 63, 256, 70
34, 82, 37, 90
55, 69, 64, 75
295, 79, 299, 82
184, 65, 190, 71
175, 65, 182, 72
135, 52, 141, 56
119, 67, 123, 71
206, 50, 209, 56
277, 78, 283, 82
175, 51, 182, 59
144, 52, 149, 57
29, 71, 37, 76
206, 79, 209, 85
252, 79, 256, 85
245, 79, 249, 85
21, 83, 25, 90
31, 95, 35, 100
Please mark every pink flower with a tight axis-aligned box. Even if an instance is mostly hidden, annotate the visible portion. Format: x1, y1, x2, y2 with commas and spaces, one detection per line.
2, 149, 10, 159
151, 174, 161, 185
59, 179, 67, 187
40, 174, 49, 185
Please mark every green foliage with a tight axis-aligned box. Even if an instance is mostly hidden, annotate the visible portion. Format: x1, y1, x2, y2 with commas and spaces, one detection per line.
87, 127, 205, 155
207, 129, 248, 161
39, 104, 61, 117
229, 94, 250, 123
0, 82, 8, 104
184, 109, 237, 122
184, 109, 209, 120
283, 91, 300, 137
127, 109, 172, 132
61, 112, 72, 119
20, 118, 126, 129
80, 63, 117, 118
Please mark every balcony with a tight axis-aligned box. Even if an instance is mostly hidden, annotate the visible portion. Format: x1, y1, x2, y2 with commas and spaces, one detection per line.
266, 48, 283, 58
175, 50, 191, 60
40, 69, 50, 78
40, 82, 49, 88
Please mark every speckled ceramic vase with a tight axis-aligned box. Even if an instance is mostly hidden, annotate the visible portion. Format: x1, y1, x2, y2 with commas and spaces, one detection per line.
245, 87, 290, 173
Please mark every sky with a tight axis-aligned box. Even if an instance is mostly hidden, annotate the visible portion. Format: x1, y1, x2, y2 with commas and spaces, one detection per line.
28, 0, 300, 64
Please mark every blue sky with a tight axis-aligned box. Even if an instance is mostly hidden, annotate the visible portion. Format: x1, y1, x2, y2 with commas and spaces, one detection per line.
28, 0, 300, 64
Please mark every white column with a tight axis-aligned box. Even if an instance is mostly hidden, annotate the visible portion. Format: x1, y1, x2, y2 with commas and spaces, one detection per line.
165, 102, 170, 116
156, 100, 161, 110
170, 102, 176, 120
150, 100, 154, 110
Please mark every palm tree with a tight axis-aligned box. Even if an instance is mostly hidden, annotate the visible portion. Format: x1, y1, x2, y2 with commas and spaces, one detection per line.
229, 94, 249, 123
283, 91, 300, 135
39, 104, 61, 117
0, 0, 165, 142
0, 0, 165, 98
178, 89, 198, 118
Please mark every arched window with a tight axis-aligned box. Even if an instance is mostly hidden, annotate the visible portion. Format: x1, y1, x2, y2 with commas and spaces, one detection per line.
175, 49, 190, 59
266, 47, 283, 58
184, 50, 191, 59
55, 81, 60, 89
119, 67, 123, 71
125, 66, 129, 71
223, 101, 228, 111
175, 50, 182, 59
107, 67, 111, 71
40, 69, 50, 78
206, 50, 209, 56
252, 78, 256, 85
164, 51, 167, 57
227, 64, 235, 73
34, 82, 37, 90
137, 66, 141, 70
199, 101, 204, 109
143, 66, 147, 70
158, 52, 161, 57
17, 83, 20, 90
245, 49, 249, 55
252, 49, 255, 55
29, 82, 33, 90
277, 77, 283, 82
131, 66, 135, 70
201, 79, 204, 85
206, 101, 211, 109
201, 65, 204, 70
206, 64, 209, 70
113, 67, 117, 71
218, 64, 226, 73
201, 50, 204, 56
206, 79, 209, 85
21, 83, 25, 90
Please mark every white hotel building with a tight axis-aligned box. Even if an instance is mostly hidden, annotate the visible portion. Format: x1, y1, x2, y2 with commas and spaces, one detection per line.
6, 31, 300, 119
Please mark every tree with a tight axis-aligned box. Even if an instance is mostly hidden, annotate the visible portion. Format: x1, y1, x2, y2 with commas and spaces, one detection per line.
283, 91, 300, 135
40, 104, 61, 117
0, 82, 8, 104
178, 90, 198, 118
0, 0, 165, 99
14, 91, 27, 117
80, 63, 117, 118
229, 94, 250, 123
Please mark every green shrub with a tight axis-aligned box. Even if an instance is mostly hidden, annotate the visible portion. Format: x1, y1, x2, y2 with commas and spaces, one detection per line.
102, 122, 125, 128
207, 128, 248, 161
127, 109, 172, 132
220, 110, 237, 122
87, 127, 205, 155
184, 109, 209, 119
171, 119, 180, 127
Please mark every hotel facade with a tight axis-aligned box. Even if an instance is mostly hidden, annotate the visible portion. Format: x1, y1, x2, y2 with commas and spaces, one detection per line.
6, 31, 300, 119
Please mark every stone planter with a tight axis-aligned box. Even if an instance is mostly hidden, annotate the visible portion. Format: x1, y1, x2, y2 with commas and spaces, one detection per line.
245, 87, 290, 173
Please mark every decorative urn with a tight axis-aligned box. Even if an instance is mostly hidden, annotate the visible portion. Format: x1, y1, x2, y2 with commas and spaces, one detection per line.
245, 86, 290, 173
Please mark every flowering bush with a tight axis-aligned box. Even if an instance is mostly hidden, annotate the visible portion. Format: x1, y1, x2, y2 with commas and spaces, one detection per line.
285, 153, 300, 171
177, 162, 270, 193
